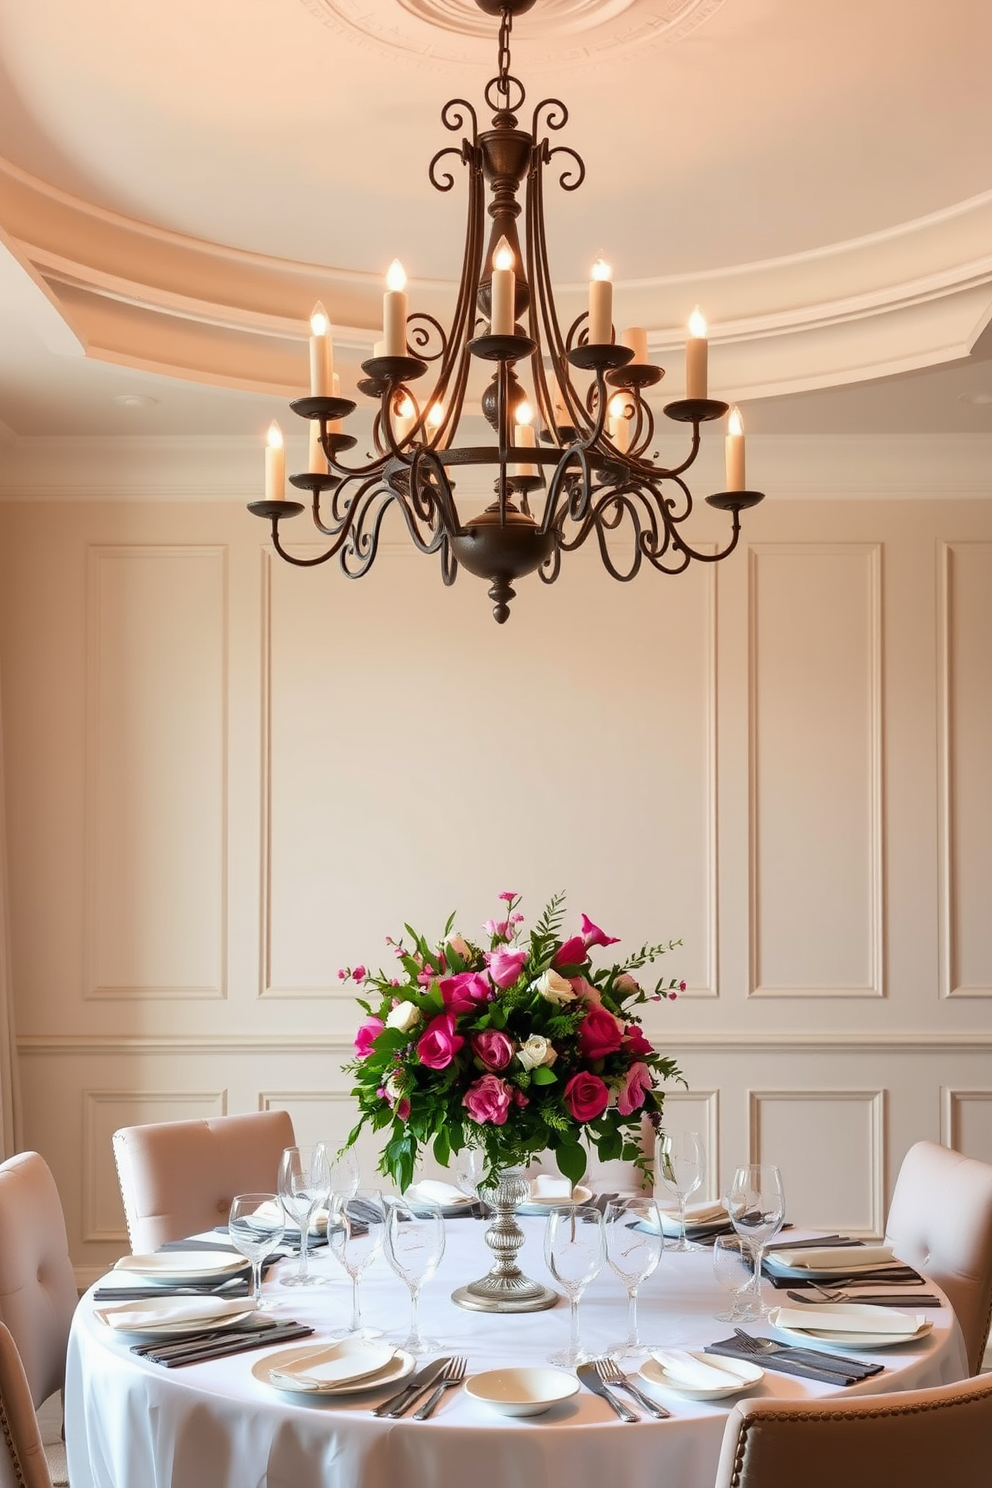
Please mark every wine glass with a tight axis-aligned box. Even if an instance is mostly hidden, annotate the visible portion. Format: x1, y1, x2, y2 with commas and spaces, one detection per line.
544, 1205, 605, 1368
384, 1195, 446, 1355
328, 1188, 386, 1339
712, 1235, 757, 1322
654, 1130, 706, 1251
330, 1146, 361, 1200
724, 1163, 785, 1319
228, 1193, 285, 1308
277, 1144, 331, 1288
453, 1148, 490, 1218
605, 1196, 663, 1361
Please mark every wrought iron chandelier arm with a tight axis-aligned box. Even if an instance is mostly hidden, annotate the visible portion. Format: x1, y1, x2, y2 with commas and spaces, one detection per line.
408, 448, 461, 538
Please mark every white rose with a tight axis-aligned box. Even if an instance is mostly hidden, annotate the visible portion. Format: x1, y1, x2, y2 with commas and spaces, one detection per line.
535, 969, 578, 1005
385, 1000, 422, 1033
517, 1035, 558, 1072
384, 1070, 407, 1101
447, 933, 473, 960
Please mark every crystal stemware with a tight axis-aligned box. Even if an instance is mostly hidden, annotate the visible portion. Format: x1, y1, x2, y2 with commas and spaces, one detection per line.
328, 1188, 386, 1339
329, 1147, 361, 1200
712, 1234, 758, 1322
228, 1193, 285, 1308
277, 1144, 331, 1288
384, 1195, 446, 1355
605, 1195, 663, 1360
544, 1204, 605, 1368
725, 1163, 785, 1319
654, 1130, 706, 1251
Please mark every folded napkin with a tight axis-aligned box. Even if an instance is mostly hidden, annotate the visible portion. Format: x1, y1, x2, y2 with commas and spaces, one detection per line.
407, 1180, 468, 1206
772, 1304, 927, 1335
658, 1201, 729, 1235
530, 1175, 574, 1200
270, 1343, 395, 1390
651, 1350, 742, 1390
767, 1243, 894, 1270
255, 1199, 329, 1235
96, 1296, 253, 1332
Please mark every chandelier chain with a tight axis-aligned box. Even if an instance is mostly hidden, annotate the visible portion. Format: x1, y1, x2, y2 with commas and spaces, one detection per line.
497, 9, 513, 101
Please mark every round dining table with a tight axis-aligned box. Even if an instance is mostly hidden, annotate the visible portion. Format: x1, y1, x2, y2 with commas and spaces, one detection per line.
65, 1214, 970, 1488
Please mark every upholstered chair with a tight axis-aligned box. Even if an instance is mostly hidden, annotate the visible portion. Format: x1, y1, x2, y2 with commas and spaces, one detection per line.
884, 1140, 992, 1374
0, 1319, 56, 1488
112, 1110, 296, 1253
712, 1372, 992, 1488
0, 1153, 77, 1487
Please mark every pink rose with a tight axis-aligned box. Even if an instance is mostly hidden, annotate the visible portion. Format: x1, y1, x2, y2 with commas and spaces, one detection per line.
352, 964, 367, 981
571, 976, 602, 1003
488, 946, 528, 989
354, 1016, 384, 1059
616, 1061, 653, 1116
417, 1012, 465, 1070
578, 1002, 625, 1061
395, 1097, 411, 1122
580, 913, 620, 949
472, 1029, 515, 1071
484, 918, 511, 940
439, 971, 492, 1013
623, 1022, 653, 1057
563, 1071, 610, 1123
614, 972, 640, 996
553, 935, 587, 969
463, 1073, 515, 1126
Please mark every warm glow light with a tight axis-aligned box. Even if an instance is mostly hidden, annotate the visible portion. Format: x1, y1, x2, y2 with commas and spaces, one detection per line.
516, 401, 534, 426
386, 259, 407, 292
266, 420, 283, 449
427, 402, 444, 429
493, 236, 514, 272
728, 405, 744, 436
609, 394, 627, 419
310, 302, 329, 337
688, 305, 707, 338
398, 395, 416, 419
591, 257, 612, 282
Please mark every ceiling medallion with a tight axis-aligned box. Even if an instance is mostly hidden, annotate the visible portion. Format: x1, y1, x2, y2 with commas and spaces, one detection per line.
251, 0, 763, 623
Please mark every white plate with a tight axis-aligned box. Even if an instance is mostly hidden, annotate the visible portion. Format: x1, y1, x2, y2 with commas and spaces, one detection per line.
517, 1185, 593, 1216
639, 1352, 764, 1401
769, 1306, 933, 1351
465, 1367, 580, 1416
112, 1251, 247, 1283
94, 1297, 257, 1337
404, 1185, 476, 1212
763, 1257, 911, 1281
253, 1344, 414, 1396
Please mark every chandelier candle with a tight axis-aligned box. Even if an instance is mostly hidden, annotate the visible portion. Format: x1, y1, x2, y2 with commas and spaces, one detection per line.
383, 260, 408, 356
726, 406, 746, 491
512, 402, 539, 477
308, 418, 328, 475
264, 421, 285, 499
686, 306, 708, 399
608, 394, 630, 454
490, 238, 515, 335
394, 394, 417, 444
621, 326, 648, 364
308, 303, 333, 396
589, 259, 613, 344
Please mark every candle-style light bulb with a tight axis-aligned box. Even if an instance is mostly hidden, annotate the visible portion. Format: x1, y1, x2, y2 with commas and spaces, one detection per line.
264, 420, 285, 500
686, 304, 709, 399
310, 303, 329, 338
725, 404, 745, 491
512, 399, 538, 477
592, 258, 612, 283
688, 305, 708, 339
588, 258, 614, 344
386, 260, 407, 293
267, 421, 283, 451
608, 394, 630, 453
516, 400, 533, 426
427, 402, 444, 429
308, 301, 333, 395
398, 395, 415, 419
493, 237, 514, 272
491, 236, 515, 335
383, 261, 409, 356
728, 405, 743, 437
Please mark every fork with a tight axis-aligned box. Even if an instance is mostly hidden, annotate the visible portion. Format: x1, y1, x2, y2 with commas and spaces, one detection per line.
412, 1356, 467, 1420
595, 1358, 670, 1419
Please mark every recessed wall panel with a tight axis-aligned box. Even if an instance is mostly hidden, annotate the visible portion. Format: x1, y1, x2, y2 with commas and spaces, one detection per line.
749, 545, 882, 995
750, 1089, 884, 1234
944, 1091, 992, 1164
86, 546, 227, 997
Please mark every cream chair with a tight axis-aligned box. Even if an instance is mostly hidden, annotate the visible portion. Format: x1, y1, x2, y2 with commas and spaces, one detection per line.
712, 1372, 992, 1488
0, 1153, 77, 1488
0, 1319, 55, 1488
112, 1110, 296, 1253
885, 1140, 992, 1374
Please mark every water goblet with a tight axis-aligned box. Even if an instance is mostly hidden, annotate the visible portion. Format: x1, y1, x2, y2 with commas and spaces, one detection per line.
384, 1195, 446, 1355
329, 1146, 361, 1200
545, 1204, 605, 1368
712, 1235, 757, 1322
228, 1193, 285, 1308
725, 1163, 785, 1319
453, 1148, 491, 1219
654, 1130, 706, 1251
328, 1188, 386, 1339
605, 1195, 663, 1361
277, 1144, 331, 1288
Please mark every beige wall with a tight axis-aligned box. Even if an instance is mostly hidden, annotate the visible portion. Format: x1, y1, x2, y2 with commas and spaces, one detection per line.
1, 436, 991, 1283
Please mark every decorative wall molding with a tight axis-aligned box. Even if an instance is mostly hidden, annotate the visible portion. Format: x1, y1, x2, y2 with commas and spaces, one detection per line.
941, 1088, 992, 1150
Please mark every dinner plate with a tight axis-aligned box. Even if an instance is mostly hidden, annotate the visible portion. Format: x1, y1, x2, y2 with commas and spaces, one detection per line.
639, 1352, 764, 1401
112, 1251, 247, 1283
465, 1367, 580, 1416
769, 1305, 933, 1350
94, 1295, 257, 1337
517, 1185, 593, 1216
252, 1343, 414, 1395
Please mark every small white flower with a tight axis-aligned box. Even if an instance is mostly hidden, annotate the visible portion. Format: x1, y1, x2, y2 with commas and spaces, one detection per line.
384, 1070, 407, 1101
385, 1000, 422, 1033
447, 932, 473, 960
535, 969, 578, 1005
517, 1035, 558, 1072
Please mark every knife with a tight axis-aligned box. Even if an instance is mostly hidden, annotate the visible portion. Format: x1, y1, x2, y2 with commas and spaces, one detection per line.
371, 1357, 452, 1418
576, 1363, 638, 1422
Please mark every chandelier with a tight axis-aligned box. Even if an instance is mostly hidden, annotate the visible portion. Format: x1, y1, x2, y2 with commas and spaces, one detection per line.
248, 0, 764, 623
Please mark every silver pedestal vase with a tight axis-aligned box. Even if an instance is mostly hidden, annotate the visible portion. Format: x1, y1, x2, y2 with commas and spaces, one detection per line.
451, 1167, 559, 1313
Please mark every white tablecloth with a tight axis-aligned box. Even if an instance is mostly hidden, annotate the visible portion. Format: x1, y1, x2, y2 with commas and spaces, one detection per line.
66, 1218, 969, 1488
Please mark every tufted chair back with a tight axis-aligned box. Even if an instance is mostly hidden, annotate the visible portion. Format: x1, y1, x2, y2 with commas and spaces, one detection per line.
112, 1110, 296, 1253
712, 1372, 992, 1488
0, 1319, 55, 1488
884, 1140, 992, 1375
0, 1154, 77, 1412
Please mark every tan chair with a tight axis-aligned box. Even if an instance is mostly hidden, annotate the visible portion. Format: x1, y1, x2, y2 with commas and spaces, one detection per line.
0, 1319, 55, 1488
112, 1110, 296, 1253
712, 1372, 992, 1488
0, 1153, 76, 1488
884, 1139, 992, 1374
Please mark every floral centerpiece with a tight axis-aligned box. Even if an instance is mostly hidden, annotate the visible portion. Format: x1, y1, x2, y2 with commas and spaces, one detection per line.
343, 891, 685, 1192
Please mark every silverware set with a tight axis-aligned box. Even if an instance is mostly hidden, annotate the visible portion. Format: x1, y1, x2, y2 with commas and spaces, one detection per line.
371, 1356, 467, 1418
